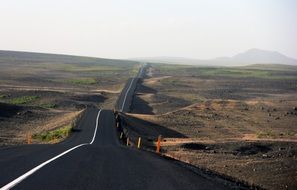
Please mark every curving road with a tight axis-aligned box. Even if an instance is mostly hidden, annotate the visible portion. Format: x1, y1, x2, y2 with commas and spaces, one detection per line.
0, 65, 236, 190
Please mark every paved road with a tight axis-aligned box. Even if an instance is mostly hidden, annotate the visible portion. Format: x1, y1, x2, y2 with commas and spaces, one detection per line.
115, 64, 144, 112
0, 65, 235, 190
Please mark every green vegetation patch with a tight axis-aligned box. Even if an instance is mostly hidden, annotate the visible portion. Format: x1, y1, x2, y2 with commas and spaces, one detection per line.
196, 68, 274, 78
39, 103, 56, 109
33, 125, 72, 142
66, 78, 97, 85
0, 94, 6, 99
9, 95, 39, 105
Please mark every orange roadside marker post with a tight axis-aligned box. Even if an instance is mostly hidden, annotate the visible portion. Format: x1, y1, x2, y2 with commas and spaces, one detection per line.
156, 135, 161, 153
27, 133, 32, 144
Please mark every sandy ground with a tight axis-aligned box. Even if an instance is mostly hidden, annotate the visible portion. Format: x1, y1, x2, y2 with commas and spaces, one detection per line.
125, 64, 297, 190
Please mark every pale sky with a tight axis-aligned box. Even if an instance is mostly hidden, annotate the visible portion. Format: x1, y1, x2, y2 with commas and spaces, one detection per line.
0, 0, 296, 59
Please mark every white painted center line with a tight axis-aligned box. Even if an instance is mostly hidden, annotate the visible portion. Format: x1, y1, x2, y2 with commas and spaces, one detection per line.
90, 109, 102, 144
1, 110, 102, 190
120, 77, 135, 112
120, 65, 145, 112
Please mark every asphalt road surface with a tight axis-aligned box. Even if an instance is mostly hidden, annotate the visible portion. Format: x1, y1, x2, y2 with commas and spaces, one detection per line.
0, 65, 237, 190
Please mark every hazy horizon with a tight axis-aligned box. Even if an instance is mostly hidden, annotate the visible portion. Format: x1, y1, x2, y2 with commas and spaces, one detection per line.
0, 0, 296, 59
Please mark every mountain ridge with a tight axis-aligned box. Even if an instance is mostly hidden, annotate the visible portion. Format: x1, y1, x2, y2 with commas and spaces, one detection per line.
132, 49, 297, 66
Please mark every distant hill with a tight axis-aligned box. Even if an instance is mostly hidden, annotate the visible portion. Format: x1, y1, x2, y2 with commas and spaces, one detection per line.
132, 49, 297, 66
0, 50, 138, 67
218, 49, 297, 65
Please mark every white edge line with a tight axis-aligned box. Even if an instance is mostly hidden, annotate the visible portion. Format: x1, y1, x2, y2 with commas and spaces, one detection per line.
1, 110, 102, 190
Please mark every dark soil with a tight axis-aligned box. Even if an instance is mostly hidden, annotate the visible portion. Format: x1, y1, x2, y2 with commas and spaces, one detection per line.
181, 143, 208, 150
72, 94, 106, 103
0, 103, 23, 118
235, 143, 272, 155
131, 96, 154, 114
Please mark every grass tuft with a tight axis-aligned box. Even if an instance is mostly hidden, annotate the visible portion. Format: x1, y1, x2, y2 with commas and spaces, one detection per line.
39, 103, 56, 109
9, 95, 39, 105
33, 125, 72, 142
66, 78, 97, 85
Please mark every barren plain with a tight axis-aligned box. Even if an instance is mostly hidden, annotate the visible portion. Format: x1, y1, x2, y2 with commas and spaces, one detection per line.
125, 63, 297, 190
0, 51, 139, 145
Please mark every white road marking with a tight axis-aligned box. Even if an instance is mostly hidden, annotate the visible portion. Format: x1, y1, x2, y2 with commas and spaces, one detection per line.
120, 65, 145, 112
120, 77, 135, 112
1, 110, 102, 190
90, 109, 102, 144
0, 144, 88, 190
